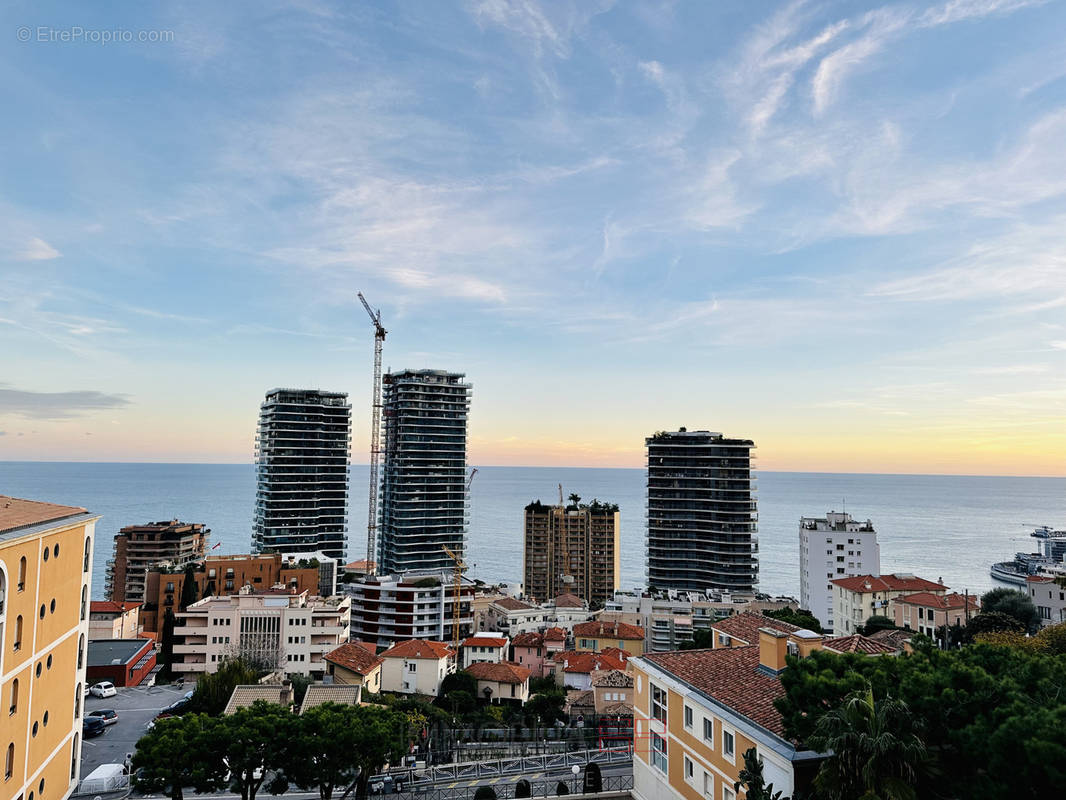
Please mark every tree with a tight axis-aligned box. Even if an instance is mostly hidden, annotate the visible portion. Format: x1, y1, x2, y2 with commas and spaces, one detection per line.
555, 781, 569, 795
860, 615, 896, 636
763, 608, 824, 634
582, 762, 603, 794
733, 748, 786, 800
529, 676, 558, 695
963, 610, 1026, 640
677, 628, 714, 650
567, 493, 581, 508
287, 673, 313, 706
980, 588, 1040, 633
514, 779, 532, 798
188, 657, 261, 715
525, 691, 566, 724
158, 608, 177, 679
345, 705, 411, 800
179, 565, 199, 611
473, 788, 497, 800
133, 713, 227, 800
289, 704, 370, 800
806, 688, 928, 800
216, 701, 301, 800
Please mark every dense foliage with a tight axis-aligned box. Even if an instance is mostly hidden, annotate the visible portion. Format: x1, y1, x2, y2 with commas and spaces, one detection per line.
187, 658, 262, 715
776, 642, 1066, 799
733, 747, 786, 800
763, 607, 824, 633
860, 614, 896, 636
979, 587, 1040, 633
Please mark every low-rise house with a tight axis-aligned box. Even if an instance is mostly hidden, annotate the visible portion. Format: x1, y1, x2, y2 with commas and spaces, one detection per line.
299, 684, 362, 713
465, 661, 531, 704
88, 601, 142, 639
379, 639, 455, 696
511, 632, 551, 678
591, 668, 634, 716
565, 689, 596, 720
484, 596, 547, 635
573, 620, 646, 656
224, 682, 295, 714
890, 591, 979, 639
552, 649, 628, 690
630, 627, 828, 800
1026, 575, 1066, 627
821, 634, 900, 655
86, 637, 156, 688
709, 611, 801, 649
866, 628, 914, 653
544, 626, 568, 652
460, 633, 509, 668
832, 573, 947, 635
324, 641, 384, 694
548, 593, 596, 630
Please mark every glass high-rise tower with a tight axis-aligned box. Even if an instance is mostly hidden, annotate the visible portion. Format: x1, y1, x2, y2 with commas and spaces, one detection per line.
378, 370, 471, 574
253, 388, 351, 560
645, 429, 758, 593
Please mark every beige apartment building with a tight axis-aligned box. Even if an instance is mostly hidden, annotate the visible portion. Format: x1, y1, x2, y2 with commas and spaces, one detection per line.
522, 499, 620, 604
831, 573, 947, 634
2, 496, 98, 800
87, 601, 141, 639
105, 519, 208, 604
171, 587, 350, 678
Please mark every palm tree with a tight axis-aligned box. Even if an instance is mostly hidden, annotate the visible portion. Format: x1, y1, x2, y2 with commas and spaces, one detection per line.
806, 687, 928, 800
567, 493, 581, 507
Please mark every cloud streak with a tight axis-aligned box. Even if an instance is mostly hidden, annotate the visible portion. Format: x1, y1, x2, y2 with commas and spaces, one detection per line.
0, 388, 132, 420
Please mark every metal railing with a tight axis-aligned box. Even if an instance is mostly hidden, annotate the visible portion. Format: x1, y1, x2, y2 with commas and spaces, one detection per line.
390, 772, 634, 800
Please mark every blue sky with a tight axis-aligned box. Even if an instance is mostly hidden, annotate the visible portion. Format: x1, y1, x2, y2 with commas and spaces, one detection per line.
1, 0, 1064, 475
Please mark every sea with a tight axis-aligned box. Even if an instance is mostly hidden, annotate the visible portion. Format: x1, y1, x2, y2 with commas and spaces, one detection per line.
1, 462, 1063, 602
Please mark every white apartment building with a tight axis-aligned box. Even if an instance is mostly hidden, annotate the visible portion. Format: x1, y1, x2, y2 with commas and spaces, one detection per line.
460, 632, 508, 668
831, 574, 946, 635
1027, 575, 1066, 626
347, 571, 474, 649
172, 587, 350, 678
379, 639, 456, 696
799, 512, 880, 633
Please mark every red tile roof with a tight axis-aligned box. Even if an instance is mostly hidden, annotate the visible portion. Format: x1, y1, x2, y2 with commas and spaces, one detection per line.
893, 591, 979, 611
465, 660, 531, 684
462, 636, 508, 648
830, 574, 946, 593
544, 627, 568, 641
511, 632, 544, 648
494, 596, 536, 611
710, 612, 800, 646
0, 495, 89, 534
555, 650, 628, 674
573, 620, 645, 640
1027, 575, 1056, 584
821, 635, 899, 655
381, 639, 454, 660
554, 593, 585, 608
89, 601, 142, 614
325, 642, 385, 675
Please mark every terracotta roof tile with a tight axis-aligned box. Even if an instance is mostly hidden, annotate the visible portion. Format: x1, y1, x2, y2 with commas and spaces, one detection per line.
89, 601, 141, 614
465, 661, 531, 684
893, 592, 979, 611
494, 596, 537, 611
573, 620, 645, 640
461, 636, 508, 648
381, 639, 454, 660
643, 647, 787, 737
512, 632, 544, 648
0, 495, 89, 534
590, 669, 633, 688
710, 612, 800, 646
830, 574, 946, 593
554, 593, 585, 608
821, 635, 898, 655
325, 642, 385, 675
544, 627, 568, 641
555, 650, 627, 674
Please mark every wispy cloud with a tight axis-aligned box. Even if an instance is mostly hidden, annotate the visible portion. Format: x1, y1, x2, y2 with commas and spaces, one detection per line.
0, 388, 132, 420
15, 237, 61, 261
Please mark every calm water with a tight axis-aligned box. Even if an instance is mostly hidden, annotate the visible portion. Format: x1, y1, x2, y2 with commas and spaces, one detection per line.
1, 462, 1063, 601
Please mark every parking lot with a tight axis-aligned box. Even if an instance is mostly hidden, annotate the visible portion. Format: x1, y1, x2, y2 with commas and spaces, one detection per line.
81, 682, 192, 776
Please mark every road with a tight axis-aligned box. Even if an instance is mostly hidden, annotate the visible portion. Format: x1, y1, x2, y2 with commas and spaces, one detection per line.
81, 682, 190, 776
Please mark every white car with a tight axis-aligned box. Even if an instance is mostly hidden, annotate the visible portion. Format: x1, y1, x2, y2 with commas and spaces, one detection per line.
90, 682, 117, 698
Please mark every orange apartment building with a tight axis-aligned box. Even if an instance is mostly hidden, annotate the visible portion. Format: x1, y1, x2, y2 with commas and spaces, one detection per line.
140, 553, 322, 633
105, 520, 208, 605
522, 500, 620, 605
2, 496, 98, 800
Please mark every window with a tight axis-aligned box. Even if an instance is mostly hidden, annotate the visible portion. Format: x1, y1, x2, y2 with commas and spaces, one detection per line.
13, 616, 22, 651
5, 742, 13, 780
84, 538, 91, 572
723, 729, 735, 758
18, 557, 27, 591
722, 787, 735, 800
703, 772, 714, 799
651, 733, 667, 774
80, 586, 87, 621
651, 684, 667, 723
684, 755, 694, 782
684, 704, 693, 730
408, 663, 416, 672
8, 680, 17, 716
703, 717, 714, 744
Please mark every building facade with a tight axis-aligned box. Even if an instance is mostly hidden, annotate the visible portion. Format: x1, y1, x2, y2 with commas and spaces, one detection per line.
323, 641, 384, 694
85, 638, 156, 688
573, 620, 646, 657
171, 588, 350, 678
890, 592, 980, 639
378, 639, 455, 696
1027, 575, 1066, 627
831, 573, 947, 635
378, 370, 471, 574
87, 601, 141, 639
140, 552, 330, 634
253, 388, 351, 559
1, 496, 98, 800
646, 430, 758, 595
522, 499, 621, 604
105, 519, 208, 604
347, 571, 474, 648
799, 511, 880, 633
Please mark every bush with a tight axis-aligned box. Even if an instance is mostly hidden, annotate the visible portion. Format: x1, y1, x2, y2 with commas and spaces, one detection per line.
473, 788, 497, 800
980, 588, 1041, 633
555, 781, 569, 795
514, 779, 532, 798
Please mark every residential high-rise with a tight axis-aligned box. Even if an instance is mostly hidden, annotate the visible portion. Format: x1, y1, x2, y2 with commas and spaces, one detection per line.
522, 499, 620, 604
1, 495, 98, 800
106, 519, 208, 603
799, 511, 880, 632
645, 429, 758, 594
253, 388, 351, 560
347, 571, 474, 648
378, 369, 471, 573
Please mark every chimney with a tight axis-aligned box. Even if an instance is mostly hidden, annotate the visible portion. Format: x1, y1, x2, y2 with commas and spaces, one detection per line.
280, 678, 293, 707
758, 628, 789, 674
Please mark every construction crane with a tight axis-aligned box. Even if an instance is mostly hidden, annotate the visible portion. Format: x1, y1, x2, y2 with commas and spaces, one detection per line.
358, 292, 386, 577
441, 544, 466, 650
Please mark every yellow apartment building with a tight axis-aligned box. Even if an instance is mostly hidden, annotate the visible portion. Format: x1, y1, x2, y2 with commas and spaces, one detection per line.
630, 627, 827, 800
573, 620, 646, 657
1, 496, 98, 800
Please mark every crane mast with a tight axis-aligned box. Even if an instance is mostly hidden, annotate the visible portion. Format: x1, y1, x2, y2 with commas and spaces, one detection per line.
358, 292, 386, 577
441, 544, 466, 650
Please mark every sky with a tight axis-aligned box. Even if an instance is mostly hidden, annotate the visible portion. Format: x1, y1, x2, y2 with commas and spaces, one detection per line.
1, 0, 1064, 477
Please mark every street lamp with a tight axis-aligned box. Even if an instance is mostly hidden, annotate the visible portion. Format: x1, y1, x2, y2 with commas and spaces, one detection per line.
571, 765, 580, 794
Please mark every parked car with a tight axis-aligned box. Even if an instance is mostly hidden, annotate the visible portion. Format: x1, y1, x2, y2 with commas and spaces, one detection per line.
86, 709, 119, 726
152, 690, 195, 725
89, 681, 117, 698
83, 717, 106, 738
